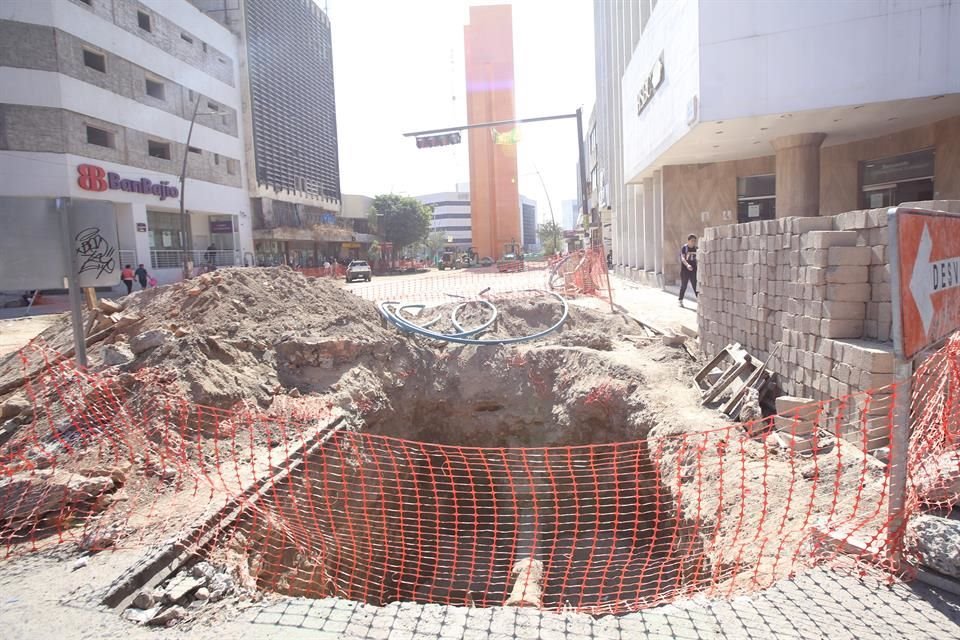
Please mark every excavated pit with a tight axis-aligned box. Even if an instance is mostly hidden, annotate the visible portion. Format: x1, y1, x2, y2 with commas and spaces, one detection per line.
227, 346, 710, 613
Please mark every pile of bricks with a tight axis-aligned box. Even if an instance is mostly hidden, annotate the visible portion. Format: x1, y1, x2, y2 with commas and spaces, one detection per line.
698, 206, 894, 402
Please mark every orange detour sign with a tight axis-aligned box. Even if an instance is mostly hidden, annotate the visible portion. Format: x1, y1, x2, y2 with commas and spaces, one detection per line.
890, 207, 960, 360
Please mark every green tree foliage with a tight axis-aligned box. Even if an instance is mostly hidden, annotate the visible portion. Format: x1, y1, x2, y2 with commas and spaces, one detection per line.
369, 194, 433, 253
425, 231, 447, 260
538, 220, 563, 255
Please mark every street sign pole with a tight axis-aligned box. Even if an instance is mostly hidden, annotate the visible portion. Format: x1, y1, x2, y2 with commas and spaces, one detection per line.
57, 197, 88, 368
888, 204, 960, 565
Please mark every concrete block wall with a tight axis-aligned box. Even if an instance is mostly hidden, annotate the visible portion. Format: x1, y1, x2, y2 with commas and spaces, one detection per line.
699, 201, 960, 402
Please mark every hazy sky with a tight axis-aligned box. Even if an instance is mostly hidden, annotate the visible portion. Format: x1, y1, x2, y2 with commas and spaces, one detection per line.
325, 0, 595, 224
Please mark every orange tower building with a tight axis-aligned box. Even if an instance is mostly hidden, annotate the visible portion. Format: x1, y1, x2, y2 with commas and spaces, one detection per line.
464, 5, 521, 261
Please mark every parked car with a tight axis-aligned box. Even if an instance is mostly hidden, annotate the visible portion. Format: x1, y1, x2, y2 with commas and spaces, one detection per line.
345, 260, 372, 283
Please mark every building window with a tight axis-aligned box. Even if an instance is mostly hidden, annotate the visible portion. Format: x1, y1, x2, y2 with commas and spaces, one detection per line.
181, 33, 193, 44
227, 158, 238, 175
77, 0, 92, 5
148, 140, 171, 160
202, 42, 208, 53
214, 153, 220, 165
188, 146, 202, 154
860, 149, 935, 209
86, 125, 114, 148
207, 101, 220, 112
145, 78, 165, 100
137, 10, 151, 32
83, 49, 106, 73
737, 174, 776, 223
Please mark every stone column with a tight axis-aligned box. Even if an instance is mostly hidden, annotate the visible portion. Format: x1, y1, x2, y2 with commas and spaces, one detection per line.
771, 133, 827, 218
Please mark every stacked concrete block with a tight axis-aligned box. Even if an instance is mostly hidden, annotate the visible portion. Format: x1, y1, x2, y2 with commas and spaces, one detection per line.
772, 396, 823, 453
698, 205, 907, 404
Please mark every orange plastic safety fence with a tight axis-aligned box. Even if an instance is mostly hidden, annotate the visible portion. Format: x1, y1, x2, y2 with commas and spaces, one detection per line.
1, 335, 959, 615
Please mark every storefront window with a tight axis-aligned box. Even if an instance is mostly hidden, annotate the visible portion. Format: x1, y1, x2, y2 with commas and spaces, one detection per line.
860, 149, 935, 209
147, 211, 184, 268
737, 174, 775, 223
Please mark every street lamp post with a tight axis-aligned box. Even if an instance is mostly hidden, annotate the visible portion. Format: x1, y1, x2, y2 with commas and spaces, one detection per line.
179, 95, 218, 280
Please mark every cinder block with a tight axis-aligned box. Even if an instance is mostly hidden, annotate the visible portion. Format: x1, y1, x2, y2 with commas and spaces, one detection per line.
801, 249, 829, 267
826, 266, 869, 284
870, 245, 886, 265
793, 217, 835, 234
869, 265, 890, 283
828, 246, 872, 266
820, 318, 864, 339
806, 268, 827, 285
775, 414, 817, 436
821, 301, 866, 319
775, 431, 825, 454
825, 283, 871, 301
802, 231, 858, 249
775, 395, 818, 414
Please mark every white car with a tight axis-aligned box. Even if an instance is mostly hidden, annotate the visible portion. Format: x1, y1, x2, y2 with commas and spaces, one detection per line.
346, 260, 372, 283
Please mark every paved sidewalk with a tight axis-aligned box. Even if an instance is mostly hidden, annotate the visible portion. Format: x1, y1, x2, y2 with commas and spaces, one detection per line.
607, 274, 699, 337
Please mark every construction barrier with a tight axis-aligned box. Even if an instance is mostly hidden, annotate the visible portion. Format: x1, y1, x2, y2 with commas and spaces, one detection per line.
0, 334, 958, 614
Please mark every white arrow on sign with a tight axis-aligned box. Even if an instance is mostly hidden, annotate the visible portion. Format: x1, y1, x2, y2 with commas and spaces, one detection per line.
910, 223, 960, 335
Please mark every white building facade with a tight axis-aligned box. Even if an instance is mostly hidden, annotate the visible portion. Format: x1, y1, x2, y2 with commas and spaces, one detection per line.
597, 0, 960, 286
0, 0, 252, 286
417, 188, 538, 252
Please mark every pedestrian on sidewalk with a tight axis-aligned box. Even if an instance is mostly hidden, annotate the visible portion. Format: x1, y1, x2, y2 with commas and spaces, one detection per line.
121, 264, 135, 295
134, 264, 149, 290
679, 234, 698, 307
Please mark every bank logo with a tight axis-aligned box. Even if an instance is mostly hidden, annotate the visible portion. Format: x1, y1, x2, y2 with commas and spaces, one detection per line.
77, 164, 108, 192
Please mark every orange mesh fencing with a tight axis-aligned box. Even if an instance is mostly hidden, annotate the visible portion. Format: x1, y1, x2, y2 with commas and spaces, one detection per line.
1, 335, 959, 614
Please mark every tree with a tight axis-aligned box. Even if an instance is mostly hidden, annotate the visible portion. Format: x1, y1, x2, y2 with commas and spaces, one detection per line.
425, 231, 447, 261
538, 220, 563, 256
369, 194, 432, 255
367, 240, 381, 262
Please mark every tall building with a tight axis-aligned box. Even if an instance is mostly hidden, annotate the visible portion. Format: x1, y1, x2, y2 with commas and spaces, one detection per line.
595, 0, 960, 286
417, 187, 537, 252
520, 196, 537, 252
0, 0, 252, 286
190, 0, 343, 267
463, 5, 521, 260
560, 200, 579, 230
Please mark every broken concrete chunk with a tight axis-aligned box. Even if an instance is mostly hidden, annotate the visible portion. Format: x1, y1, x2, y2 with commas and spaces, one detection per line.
130, 329, 172, 355
0, 471, 114, 530
132, 590, 156, 610
146, 605, 185, 626
194, 587, 210, 601
661, 332, 685, 347
913, 450, 960, 505
190, 561, 217, 581
102, 343, 135, 367
0, 394, 32, 419
906, 514, 960, 579
162, 575, 204, 604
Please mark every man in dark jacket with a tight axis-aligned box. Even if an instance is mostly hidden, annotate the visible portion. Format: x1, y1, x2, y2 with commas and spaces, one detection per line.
679, 234, 698, 307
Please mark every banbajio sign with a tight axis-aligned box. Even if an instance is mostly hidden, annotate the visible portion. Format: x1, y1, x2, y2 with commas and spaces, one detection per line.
77, 164, 179, 201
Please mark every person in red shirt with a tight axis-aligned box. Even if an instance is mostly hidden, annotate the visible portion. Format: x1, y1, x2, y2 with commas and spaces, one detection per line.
120, 264, 135, 294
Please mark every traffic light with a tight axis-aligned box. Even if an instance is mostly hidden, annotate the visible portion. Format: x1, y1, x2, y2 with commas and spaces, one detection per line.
415, 132, 462, 148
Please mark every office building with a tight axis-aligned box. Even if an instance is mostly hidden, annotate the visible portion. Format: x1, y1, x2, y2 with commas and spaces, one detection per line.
417, 187, 536, 252
463, 5, 521, 261
190, 0, 342, 267
595, 0, 960, 286
0, 0, 252, 285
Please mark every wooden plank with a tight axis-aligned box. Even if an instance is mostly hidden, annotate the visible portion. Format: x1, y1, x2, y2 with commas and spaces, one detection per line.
83, 288, 97, 311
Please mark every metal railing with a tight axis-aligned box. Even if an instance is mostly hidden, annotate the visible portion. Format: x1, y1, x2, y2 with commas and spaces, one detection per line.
150, 250, 239, 270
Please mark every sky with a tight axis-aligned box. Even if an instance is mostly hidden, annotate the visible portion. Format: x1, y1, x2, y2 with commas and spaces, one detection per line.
325, 0, 595, 226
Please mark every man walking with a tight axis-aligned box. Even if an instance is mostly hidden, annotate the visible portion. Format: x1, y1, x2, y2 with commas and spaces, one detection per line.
679, 234, 698, 307
134, 263, 149, 290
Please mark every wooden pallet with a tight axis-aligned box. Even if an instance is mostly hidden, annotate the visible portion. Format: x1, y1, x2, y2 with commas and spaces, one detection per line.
696, 343, 774, 419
